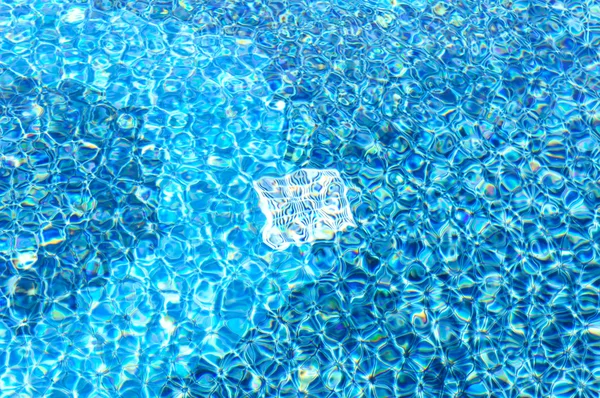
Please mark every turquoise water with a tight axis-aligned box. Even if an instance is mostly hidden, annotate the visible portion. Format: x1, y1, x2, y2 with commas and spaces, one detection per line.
1, 0, 600, 396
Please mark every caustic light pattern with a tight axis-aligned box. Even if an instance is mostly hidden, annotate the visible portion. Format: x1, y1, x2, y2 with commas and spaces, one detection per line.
254, 169, 356, 250
1, 0, 600, 397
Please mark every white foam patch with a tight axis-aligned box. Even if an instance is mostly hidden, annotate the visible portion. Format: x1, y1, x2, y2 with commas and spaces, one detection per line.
254, 169, 356, 250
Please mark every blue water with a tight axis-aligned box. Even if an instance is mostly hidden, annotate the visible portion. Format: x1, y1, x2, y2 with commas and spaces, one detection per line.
1, 0, 600, 396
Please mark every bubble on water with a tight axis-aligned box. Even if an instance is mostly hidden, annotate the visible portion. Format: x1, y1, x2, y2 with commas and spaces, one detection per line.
116, 113, 137, 130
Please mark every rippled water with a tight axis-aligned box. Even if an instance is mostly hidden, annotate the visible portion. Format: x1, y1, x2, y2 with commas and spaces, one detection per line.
1, 0, 600, 397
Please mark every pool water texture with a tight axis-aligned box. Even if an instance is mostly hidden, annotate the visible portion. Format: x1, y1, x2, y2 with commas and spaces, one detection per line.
0, 0, 599, 397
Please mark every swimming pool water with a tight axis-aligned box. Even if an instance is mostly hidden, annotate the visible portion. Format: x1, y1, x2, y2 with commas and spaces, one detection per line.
1, 0, 599, 396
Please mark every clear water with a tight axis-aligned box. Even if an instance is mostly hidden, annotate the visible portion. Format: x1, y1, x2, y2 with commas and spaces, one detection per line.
1, 0, 600, 397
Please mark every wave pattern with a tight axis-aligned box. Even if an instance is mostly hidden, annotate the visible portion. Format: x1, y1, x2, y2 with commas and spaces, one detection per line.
1, 0, 600, 397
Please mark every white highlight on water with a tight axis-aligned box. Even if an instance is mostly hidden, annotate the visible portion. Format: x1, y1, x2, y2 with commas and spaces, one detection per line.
254, 168, 356, 250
